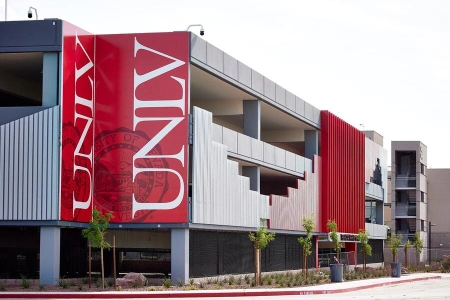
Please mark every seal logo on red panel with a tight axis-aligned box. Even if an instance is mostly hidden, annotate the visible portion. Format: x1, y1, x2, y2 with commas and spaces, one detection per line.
94, 127, 169, 222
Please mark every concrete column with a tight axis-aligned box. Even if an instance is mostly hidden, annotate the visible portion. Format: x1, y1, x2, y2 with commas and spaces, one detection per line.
376, 201, 384, 225
305, 130, 318, 160
242, 166, 260, 192
243, 100, 261, 139
171, 229, 189, 284
42, 52, 59, 107
39, 227, 60, 285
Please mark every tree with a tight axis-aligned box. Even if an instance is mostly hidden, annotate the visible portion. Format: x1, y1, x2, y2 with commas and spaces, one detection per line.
82, 207, 114, 289
413, 231, 424, 265
387, 233, 402, 263
404, 240, 412, 268
326, 220, 342, 261
357, 229, 372, 273
249, 222, 275, 285
297, 213, 315, 276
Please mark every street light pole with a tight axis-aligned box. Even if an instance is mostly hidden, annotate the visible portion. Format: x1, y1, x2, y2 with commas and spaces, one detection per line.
428, 221, 436, 265
4, 0, 7, 21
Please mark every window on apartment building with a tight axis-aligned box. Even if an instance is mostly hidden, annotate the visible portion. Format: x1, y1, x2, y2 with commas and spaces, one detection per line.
421, 163, 426, 175
421, 191, 425, 203
421, 220, 425, 231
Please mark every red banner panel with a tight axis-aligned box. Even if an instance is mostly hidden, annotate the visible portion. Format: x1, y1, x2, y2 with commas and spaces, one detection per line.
60, 22, 95, 222
320, 111, 365, 234
94, 33, 189, 223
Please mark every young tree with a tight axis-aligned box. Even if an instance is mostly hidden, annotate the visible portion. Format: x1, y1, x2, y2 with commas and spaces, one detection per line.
413, 231, 424, 265
297, 213, 315, 276
387, 233, 402, 263
249, 222, 275, 285
357, 229, 372, 273
82, 207, 114, 289
326, 220, 342, 261
404, 240, 412, 268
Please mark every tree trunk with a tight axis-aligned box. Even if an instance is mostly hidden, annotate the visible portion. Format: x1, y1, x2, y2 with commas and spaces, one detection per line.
405, 248, 408, 268
88, 244, 91, 289
363, 254, 366, 273
254, 245, 259, 286
304, 246, 308, 276
113, 236, 116, 289
101, 247, 105, 289
393, 253, 396, 264
417, 252, 420, 266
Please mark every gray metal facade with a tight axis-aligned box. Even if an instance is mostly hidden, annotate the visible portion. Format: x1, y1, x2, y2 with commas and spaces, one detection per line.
0, 107, 60, 220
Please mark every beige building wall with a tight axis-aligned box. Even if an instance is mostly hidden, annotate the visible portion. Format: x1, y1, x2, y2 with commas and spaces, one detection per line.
428, 169, 450, 261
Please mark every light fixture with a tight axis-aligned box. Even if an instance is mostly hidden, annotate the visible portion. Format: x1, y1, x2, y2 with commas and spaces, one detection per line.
27, 6, 38, 20
186, 24, 204, 36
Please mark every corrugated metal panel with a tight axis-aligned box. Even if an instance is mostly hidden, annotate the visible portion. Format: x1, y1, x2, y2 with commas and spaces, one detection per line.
0, 107, 60, 221
320, 111, 365, 234
192, 107, 269, 227
269, 155, 321, 231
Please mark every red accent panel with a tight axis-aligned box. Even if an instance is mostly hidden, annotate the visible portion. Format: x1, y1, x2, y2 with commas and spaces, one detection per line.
60, 22, 95, 222
320, 111, 365, 234
94, 33, 189, 223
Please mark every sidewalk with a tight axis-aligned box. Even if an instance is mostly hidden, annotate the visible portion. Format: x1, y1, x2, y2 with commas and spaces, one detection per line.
0, 273, 444, 299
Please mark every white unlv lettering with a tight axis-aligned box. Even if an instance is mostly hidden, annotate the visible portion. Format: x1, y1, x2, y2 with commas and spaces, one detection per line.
132, 37, 185, 217
73, 32, 94, 214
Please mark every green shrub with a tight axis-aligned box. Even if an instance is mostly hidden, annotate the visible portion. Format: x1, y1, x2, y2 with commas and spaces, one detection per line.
236, 276, 242, 285
162, 278, 171, 288
267, 277, 273, 285
78, 284, 83, 291
189, 278, 194, 285
199, 282, 204, 289
228, 276, 235, 285
106, 277, 114, 287
0, 281, 5, 291
20, 275, 30, 289
94, 278, 101, 288
39, 284, 44, 291
115, 285, 122, 291
58, 278, 69, 289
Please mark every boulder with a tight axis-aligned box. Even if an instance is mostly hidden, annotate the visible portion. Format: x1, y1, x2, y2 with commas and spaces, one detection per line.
123, 272, 147, 286
116, 278, 134, 287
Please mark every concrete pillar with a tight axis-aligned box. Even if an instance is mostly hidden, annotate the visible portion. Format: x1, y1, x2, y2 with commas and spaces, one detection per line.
305, 130, 318, 160
243, 100, 260, 139
42, 52, 59, 107
39, 227, 60, 285
171, 229, 189, 284
242, 166, 260, 192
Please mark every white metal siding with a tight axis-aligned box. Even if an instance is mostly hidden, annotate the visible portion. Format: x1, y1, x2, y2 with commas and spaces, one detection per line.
0, 107, 60, 220
192, 107, 269, 227
269, 156, 321, 231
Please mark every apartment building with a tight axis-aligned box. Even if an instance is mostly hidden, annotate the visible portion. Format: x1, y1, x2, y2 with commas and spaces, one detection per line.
386, 141, 450, 264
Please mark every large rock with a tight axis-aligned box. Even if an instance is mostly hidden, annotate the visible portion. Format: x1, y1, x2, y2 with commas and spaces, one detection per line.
116, 278, 134, 287
122, 272, 147, 286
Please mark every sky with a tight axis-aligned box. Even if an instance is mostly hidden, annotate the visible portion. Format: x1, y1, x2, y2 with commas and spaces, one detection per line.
2, 0, 450, 168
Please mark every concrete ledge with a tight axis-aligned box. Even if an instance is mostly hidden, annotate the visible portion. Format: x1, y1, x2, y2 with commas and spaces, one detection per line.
0, 275, 441, 298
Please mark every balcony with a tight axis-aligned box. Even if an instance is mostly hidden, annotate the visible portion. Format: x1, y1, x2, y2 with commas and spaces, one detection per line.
395, 204, 417, 217
212, 123, 312, 176
395, 176, 416, 189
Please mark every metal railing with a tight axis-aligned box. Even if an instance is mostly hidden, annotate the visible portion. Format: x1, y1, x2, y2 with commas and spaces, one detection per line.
395, 205, 416, 217
395, 176, 416, 188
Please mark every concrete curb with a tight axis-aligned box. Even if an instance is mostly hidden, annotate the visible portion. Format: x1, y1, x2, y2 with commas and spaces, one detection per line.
0, 275, 441, 299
